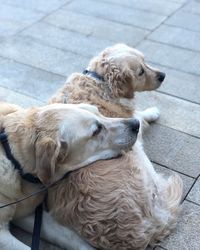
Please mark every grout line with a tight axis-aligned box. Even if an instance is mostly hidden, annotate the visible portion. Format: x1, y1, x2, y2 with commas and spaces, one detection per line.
162, 23, 200, 33
147, 59, 200, 77
100, 0, 174, 16
154, 122, 200, 140
151, 160, 196, 179
43, 18, 92, 37
0, 55, 66, 78
183, 178, 198, 201
155, 90, 200, 106
147, 60, 200, 77
147, 38, 200, 54
16, 33, 91, 58
0, 84, 45, 103
1, 0, 74, 13
60, 8, 153, 31
135, 0, 188, 47
14, 0, 74, 37
185, 199, 200, 207
42, 14, 149, 45
44, 8, 150, 33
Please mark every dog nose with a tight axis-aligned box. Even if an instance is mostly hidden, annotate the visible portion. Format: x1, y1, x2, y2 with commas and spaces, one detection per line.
126, 119, 140, 134
157, 72, 166, 82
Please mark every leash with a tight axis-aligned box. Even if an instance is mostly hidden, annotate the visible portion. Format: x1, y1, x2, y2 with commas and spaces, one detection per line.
31, 203, 43, 250
0, 129, 71, 250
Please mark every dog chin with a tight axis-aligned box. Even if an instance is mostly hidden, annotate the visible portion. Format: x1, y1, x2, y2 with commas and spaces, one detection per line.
65, 150, 122, 172
155, 81, 162, 89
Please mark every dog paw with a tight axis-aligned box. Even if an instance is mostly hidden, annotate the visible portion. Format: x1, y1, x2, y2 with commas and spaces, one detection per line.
142, 107, 160, 122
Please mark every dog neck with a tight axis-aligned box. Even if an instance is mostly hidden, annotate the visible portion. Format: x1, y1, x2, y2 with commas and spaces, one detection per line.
2, 110, 38, 177
118, 97, 135, 110
84, 72, 135, 113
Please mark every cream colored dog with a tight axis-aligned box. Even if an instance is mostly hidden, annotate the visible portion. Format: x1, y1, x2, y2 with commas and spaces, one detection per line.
0, 102, 139, 250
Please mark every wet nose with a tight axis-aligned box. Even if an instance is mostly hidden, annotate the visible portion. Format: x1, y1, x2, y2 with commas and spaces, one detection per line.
127, 119, 140, 134
157, 72, 166, 82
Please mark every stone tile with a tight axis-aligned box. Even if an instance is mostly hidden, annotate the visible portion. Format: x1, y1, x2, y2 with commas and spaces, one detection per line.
0, 57, 65, 102
153, 163, 195, 199
143, 123, 200, 178
0, 86, 43, 107
0, 3, 45, 36
65, 0, 167, 30
187, 178, 200, 205
44, 9, 149, 45
21, 21, 112, 57
2, 0, 70, 13
160, 200, 200, 250
0, 36, 89, 76
11, 225, 62, 250
102, 0, 182, 15
149, 24, 200, 52
181, 0, 200, 15
136, 91, 200, 138
137, 40, 200, 75
166, 10, 200, 32
148, 63, 200, 104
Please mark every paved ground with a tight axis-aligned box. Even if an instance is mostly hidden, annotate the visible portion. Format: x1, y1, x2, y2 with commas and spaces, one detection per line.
0, 0, 199, 249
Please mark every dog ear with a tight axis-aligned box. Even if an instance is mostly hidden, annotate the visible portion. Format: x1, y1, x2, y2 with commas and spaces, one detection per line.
105, 62, 134, 98
35, 137, 68, 186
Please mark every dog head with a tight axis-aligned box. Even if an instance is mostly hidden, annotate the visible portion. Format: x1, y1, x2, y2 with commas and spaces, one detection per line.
88, 43, 165, 98
34, 103, 139, 185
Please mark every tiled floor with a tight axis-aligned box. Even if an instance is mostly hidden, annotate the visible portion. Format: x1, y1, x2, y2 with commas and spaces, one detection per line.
0, 0, 199, 249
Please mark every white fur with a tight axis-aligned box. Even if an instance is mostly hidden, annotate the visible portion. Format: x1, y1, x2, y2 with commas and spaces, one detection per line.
13, 212, 95, 250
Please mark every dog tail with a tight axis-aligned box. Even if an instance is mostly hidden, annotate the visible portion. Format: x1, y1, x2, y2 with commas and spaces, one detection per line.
151, 174, 183, 243
162, 173, 183, 214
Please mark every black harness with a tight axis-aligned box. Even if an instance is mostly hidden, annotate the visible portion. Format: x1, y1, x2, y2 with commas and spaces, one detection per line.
0, 129, 43, 250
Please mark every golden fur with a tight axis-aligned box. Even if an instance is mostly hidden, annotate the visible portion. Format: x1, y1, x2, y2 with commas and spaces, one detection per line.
0, 101, 137, 249
48, 44, 183, 249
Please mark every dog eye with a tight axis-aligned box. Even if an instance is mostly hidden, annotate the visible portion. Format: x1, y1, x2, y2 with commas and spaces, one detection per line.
138, 67, 144, 76
92, 123, 102, 136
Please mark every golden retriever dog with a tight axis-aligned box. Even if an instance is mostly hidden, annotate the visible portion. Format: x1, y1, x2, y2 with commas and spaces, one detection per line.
37, 44, 183, 250
0, 101, 139, 250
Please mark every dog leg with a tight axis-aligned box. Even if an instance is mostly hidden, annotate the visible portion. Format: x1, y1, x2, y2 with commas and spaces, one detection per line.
134, 107, 160, 136
0, 227, 30, 250
137, 107, 160, 123
13, 212, 96, 250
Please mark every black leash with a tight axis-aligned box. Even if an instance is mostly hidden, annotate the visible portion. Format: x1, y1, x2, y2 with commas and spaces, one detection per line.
31, 203, 43, 250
